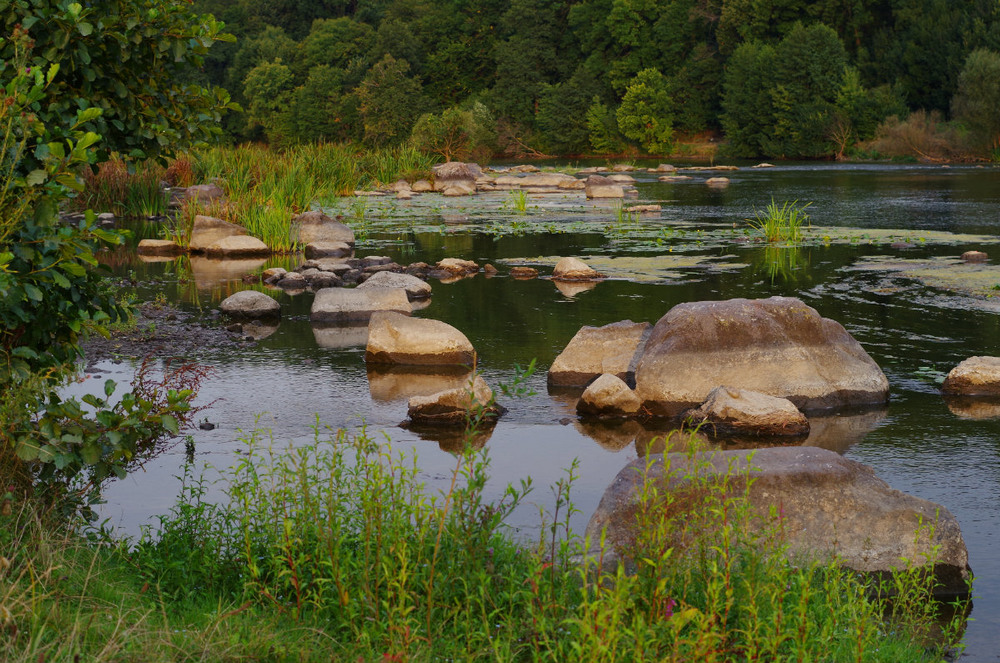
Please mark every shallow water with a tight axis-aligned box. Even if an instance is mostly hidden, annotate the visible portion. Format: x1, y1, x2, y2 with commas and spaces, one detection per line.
79, 161, 1000, 659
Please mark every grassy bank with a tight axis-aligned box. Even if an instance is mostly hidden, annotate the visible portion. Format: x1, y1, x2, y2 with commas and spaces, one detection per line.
1, 426, 966, 662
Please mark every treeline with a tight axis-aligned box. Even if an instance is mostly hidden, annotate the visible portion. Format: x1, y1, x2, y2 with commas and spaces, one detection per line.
192, 0, 1000, 158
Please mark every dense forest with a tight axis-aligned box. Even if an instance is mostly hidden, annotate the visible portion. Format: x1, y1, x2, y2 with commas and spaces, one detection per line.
192, 0, 1000, 158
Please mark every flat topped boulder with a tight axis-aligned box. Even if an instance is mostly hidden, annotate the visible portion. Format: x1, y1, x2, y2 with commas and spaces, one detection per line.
548, 320, 651, 387
584, 175, 625, 199
365, 311, 475, 367
292, 210, 355, 247
220, 290, 280, 319
407, 375, 503, 427
552, 257, 604, 281
942, 356, 1000, 396
137, 239, 182, 256
188, 215, 246, 253
586, 446, 971, 598
357, 271, 431, 300
311, 287, 411, 322
436, 258, 479, 275
684, 386, 809, 437
634, 296, 889, 416
304, 241, 352, 259
205, 234, 270, 258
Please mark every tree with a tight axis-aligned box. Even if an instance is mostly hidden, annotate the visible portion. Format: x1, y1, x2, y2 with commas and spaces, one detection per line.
721, 41, 777, 156
0, 0, 236, 167
616, 68, 674, 154
243, 61, 297, 144
411, 103, 497, 161
952, 48, 1000, 152
357, 55, 427, 146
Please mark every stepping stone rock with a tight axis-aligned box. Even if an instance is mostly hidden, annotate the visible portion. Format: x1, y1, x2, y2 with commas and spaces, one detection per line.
941, 356, 1000, 396
706, 177, 730, 186
407, 375, 502, 427
304, 241, 352, 259
548, 320, 651, 387
357, 271, 432, 300
137, 239, 182, 256
552, 256, 603, 281
436, 258, 479, 275
220, 290, 280, 319
634, 297, 889, 416
576, 374, 642, 418
188, 215, 246, 253
366, 311, 475, 367
205, 235, 270, 258
584, 175, 625, 199
684, 386, 810, 437
311, 287, 411, 323
586, 446, 971, 598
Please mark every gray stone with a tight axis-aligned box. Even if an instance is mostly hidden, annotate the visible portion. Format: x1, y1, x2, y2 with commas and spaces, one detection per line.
577, 374, 642, 418
184, 183, 226, 205
366, 311, 475, 367
304, 241, 352, 259
357, 271, 431, 300
188, 215, 246, 253
311, 287, 411, 323
634, 297, 890, 416
685, 386, 810, 437
220, 290, 280, 319
292, 210, 355, 247
548, 320, 651, 388
584, 175, 625, 199
205, 235, 270, 258
586, 447, 971, 598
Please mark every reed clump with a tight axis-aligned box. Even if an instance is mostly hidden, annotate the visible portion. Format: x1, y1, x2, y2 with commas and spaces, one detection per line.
1, 424, 967, 662
748, 198, 811, 243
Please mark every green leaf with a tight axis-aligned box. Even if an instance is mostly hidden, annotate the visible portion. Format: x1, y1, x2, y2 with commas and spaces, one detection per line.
23, 284, 43, 301
46, 63, 60, 85
15, 439, 41, 461
77, 22, 94, 37
160, 415, 179, 435
104, 379, 116, 398
76, 107, 103, 124
81, 442, 102, 466
26, 169, 48, 186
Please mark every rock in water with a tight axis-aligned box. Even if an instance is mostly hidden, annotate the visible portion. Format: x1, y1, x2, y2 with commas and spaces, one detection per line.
292, 210, 355, 246
684, 386, 809, 437
576, 374, 642, 418
311, 287, 411, 322
548, 320, 651, 387
220, 290, 280, 319
586, 446, 971, 598
407, 375, 503, 427
634, 297, 889, 416
365, 311, 475, 367
942, 356, 1000, 396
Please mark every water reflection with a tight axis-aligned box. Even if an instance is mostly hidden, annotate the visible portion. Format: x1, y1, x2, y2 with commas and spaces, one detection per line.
367, 366, 474, 403
312, 324, 370, 348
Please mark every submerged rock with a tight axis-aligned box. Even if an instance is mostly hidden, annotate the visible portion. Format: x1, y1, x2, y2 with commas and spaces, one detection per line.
219, 290, 280, 319
577, 374, 642, 418
365, 311, 475, 367
634, 297, 889, 416
406, 375, 503, 427
311, 287, 411, 322
942, 356, 1000, 396
548, 320, 651, 388
586, 447, 971, 598
684, 386, 810, 437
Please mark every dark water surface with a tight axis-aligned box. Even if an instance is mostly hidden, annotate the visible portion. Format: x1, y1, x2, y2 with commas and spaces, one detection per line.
79, 162, 1000, 659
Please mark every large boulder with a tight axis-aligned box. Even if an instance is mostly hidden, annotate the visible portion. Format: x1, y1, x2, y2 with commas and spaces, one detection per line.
292, 210, 355, 247
433, 162, 481, 192
548, 320, 651, 387
584, 175, 625, 199
586, 447, 971, 598
365, 311, 475, 367
552, 257, 604, 281
205, 235, 270, 258
577, 374, 642, 418
304, 241, 352, 259
184, 183, 226, 206
685, 386, 810, 437
220, 290, 280, 319
188, 215, 246, 253
357, 271, 432, 300
311, 287, 411, 322
407, 375, 503, 427
634, 297, 889, 416
941, 356, 1000, 396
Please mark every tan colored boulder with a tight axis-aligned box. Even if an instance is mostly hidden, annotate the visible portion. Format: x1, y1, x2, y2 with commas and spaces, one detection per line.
634, 297, 889, 416
612, 164, 635, 172
706, 177, 730, 186
552, 256, 603, 281
608, 174, 635, 183
184, 183, 226, 205
205, 235, 270, 258
651, 164, 677, 173
357, 271, 431, 300
137, 239, 182, 256
586, 447, 971, 598
577, 374, 642, 418
292, 210, 355, 247
188, 215, 246, 253
941, 356, 1000, 396
961, 250, 988, 262
365, 311, 475, 367
557, 179, 587, 190
548, 320, 651, 387
304, 241, 352, 259
220, 290, 280, 319
390, 180, 412, 193
436, 258, 479, 274
659, 175, 692, 182
407, 375, 502, 427
584, 175, 625, 199
510, 266, 538, 279
442, 181, 476, 196
311, 287, 411, 323
685, 386, 809, 437
412, 179, 433, 192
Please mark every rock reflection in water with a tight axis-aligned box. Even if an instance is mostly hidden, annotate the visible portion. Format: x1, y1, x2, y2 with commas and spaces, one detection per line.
554, 280, 598, 298
312, 324, 370, 348
367, 366, 474, 403
137, 254, 176, 264
943, 396, 1000, 420
189, 256, 267, 289
239, 320, 279, 341
801, 407, 889, 453
574, 419, 644, 451
405, 423, 493, 453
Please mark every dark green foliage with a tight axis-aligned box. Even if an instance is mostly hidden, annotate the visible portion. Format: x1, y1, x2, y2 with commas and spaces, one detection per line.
358, 55, 427, 146
720, 41, 777, 157
411, 103, 497, 161
952, 48, 1000, 151
617, 68, 674, 154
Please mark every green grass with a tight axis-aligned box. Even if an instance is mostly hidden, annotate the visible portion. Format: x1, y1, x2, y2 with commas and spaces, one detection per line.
748, 199, 812, 243
0, 424, 965, 662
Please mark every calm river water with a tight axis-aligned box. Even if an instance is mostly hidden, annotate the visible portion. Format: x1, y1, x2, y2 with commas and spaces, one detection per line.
83, 161, 1000, 659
